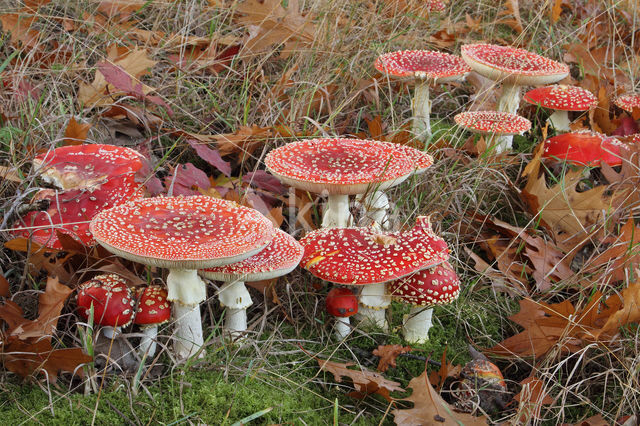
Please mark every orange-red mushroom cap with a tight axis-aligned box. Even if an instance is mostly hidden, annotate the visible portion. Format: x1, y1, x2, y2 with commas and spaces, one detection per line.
542, 131, 624, 166
388, 262, 460, 307
454, 111, 531, 135
326, 287, 358, 318
135, 286, 171, 326
374, 50, 470, 82
77, 274, 135, 327
524, 85, 597, 111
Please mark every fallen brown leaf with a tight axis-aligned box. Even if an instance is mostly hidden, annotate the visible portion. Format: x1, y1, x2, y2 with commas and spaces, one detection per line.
63, 117, 91, 146
513, 375, 553, 424
372, 344, 412, 373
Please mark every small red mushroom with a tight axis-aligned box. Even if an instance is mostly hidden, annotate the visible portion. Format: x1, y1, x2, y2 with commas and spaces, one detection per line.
542, 131, 623, 167
454, 111, 531, 152
524, 85, 597, 131
325, 287, 358, 339
135, 285, 171, 359
76, 274, 135, 339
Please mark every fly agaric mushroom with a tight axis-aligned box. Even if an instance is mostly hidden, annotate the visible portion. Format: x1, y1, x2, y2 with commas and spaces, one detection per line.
387, 262, 460, 343
375, 50, 470, 140
614, 93, 640, 113
199, 228, 303, 338
300, 216, 449, 330
16, 177, 144, 249
454, 111, 531, 152
265, 138, 415, 228
77, 274, 135, 339
523, 85, 597, 131
461, 43, 569, 151
135, 285, 171, 359
34, 144, 145, 190
542, 131, 624, 167
90, 195, 275, 359
325, 287, 358, 339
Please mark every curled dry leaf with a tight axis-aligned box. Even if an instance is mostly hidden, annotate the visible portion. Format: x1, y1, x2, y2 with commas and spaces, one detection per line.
372, 344, 412, 373
513, 375, 553, 424
588, 215, 640, 283
317, 357, 404, 402
392, 371, 488, 426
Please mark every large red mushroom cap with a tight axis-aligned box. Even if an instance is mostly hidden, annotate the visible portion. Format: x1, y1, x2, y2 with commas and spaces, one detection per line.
300, 216, 449, 285
454, 111, 531, 135
16, 177, 143, 249
34, 144, 145, 190
542, 131, 624, 166
200, 228, 303, 282
614, 93, 640, 112
90, 195, 275, 269
387, 261, 460, 307
461, 43, 569, 85
76, 274, 135, 327
135, 286, 171, 327
264, 138, 415, 195
524, 85, 597, 111
382, 143, 433, 174
374, 50, 470, 82
326, 287, 358, 318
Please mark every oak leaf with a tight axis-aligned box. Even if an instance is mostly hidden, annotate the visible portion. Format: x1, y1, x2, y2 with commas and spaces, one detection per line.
0, 14, 40, 49
63, 117, 91, 146
392, 371, 488, 426
0, 273, 9, 298
496, 0, 523, 34
513, 375, 553, 424
317, 358, 404, 402
372, 344, 412, 373
588, 216, 640, 283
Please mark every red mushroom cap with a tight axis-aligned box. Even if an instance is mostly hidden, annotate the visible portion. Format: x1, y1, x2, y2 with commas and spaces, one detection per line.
382, 143, 434, 174
17, 177, 143, 249
34, 144, 145, 190
454, 111, 531, 135
76, 274, 135, 327
426, 0, 446, 12
614, 93, 640, 112
264, 138, 415, 195
461, 43, 569, 85
542, 131, 623, 166
135, 286, 171, 326
89, 195, 275, 269
200, 228, 303, 282
387, 261, 460, 307
300, 216, 449, 285
524, 85, 598, 111
326, 287, 358, 318
374, 50, 470, 82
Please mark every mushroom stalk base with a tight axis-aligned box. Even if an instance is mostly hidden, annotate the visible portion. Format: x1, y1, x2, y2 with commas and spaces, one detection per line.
172, 301, 205, 360
402, 306, 433, 344
355, 282, 391, 331
139, 327, 158, 359
218, 280, 252, 337
495, 83, 521, 152
322, 194, 351, 228
355, 191, 390, 229
102, 326, 120, 340
333, 316, 352, 340
224, 308, 248, 338
548, 110, 571, 131
413, 81, 432, 140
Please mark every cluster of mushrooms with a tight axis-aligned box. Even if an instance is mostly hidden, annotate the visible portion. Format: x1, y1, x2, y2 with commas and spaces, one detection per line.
16, 42, 640, 361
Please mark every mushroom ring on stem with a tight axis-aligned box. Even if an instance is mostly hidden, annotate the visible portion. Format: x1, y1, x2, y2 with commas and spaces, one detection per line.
523, 85, 597, 132
374, 50, 470, 140
299, 216, 449, 330
387, 262, 460, 344
90, 195, 275, 360
200, 228, 303, 339
461, 43, 568, 151
76, 274, 135, 339
265, 138, 415, 228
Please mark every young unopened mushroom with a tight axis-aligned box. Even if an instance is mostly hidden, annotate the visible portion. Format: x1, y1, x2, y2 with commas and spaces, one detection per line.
265, 138, 415, 228
375, 50, 470, 139
325, 287, 358, 339
90, 195, 274, 359
614, 93, 640, 113
461, 43, 569, 150
300, 216, 449, 330
135, 285, 171, 359
77, 274, 135, 339
523, 85, 597, 131
200, 228, 303, 338
454, 111, 531, 152
387, 262, 460, 344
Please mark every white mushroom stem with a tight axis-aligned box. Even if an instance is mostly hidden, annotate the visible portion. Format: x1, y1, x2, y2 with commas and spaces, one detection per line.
355, 191, 390, 229
495, 83, 521, 153
412, 80, 432, 140
139, 326, 158, 358
334, 316, 352, 340
356, 282, 391, 331
166, 269, 206, 359
322, 194, 352, 228
218, 280, 253, 337
102, 326, 120, 339
548, 110, 571, 131
402, 306, 433, 344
